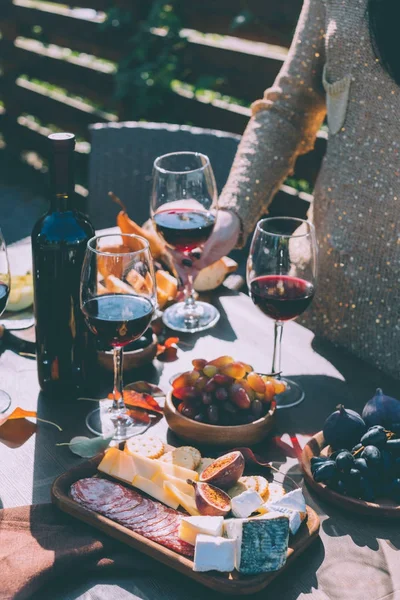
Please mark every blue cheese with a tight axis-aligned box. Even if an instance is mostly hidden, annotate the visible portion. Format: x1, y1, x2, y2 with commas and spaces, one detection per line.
193, 535, 236, 572
224, 512, 289, 574
231, 490, 263, 518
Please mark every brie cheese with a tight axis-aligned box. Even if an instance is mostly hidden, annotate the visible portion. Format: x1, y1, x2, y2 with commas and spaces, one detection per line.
231, 490, 263, 518
178, 516, 224, 546
193, 535, 236, 572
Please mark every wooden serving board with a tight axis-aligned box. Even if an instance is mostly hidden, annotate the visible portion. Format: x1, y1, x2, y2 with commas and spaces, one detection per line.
52, 454, 320, 596
302, 431, 400, 519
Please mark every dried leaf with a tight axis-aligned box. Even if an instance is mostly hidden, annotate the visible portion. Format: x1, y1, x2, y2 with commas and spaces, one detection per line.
164, 337, 179, 348
107, 390, 163, 414
0, 407, 62, 448
227, 447, 272, 469
125, 381, 165, 397
126, 409, 151, 424
57, 435, 113, 458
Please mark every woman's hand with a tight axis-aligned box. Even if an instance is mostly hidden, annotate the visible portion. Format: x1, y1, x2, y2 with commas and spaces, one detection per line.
170, 210, 241, 287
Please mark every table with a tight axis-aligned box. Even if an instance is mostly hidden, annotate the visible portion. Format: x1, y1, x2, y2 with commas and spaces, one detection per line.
1, 237, 400, 600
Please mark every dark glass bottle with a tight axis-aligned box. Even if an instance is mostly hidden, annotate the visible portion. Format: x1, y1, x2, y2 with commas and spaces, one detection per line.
32, 133, 95, 398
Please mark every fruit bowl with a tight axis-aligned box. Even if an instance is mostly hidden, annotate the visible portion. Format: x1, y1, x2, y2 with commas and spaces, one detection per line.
164, 390, 276, 447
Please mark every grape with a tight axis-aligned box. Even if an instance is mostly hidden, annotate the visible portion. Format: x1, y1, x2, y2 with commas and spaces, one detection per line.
172, 372, 193, 389
313, 461, 337, 482
237, 379, 255, 400
250, 398, 263, 419
220, 362, 247, 379
336, 451, 355, 472
222, 401, 238, 414
381, 449, 394, 476
207, 404, 219, 424
195, 376, 208, 391
394, 457, 400, 476
215, 387, 229, 402
361, 445, 382, 467
213, 373, 233, 386
194, 413, 206, 423
311, 456, 328, 468
230, 383, 251, 410
264, 380, 276, 402
247, 372, 266, 394
351, 443, 363, 454
203, 365, 218, 378
179, 403, 198, 419
208, 355, 234, 368
361, 426, 387, 448
329, 449, 348, 461
353, 458, 369, 474
387, 439, 400, 456
359, 476, 375, 501
202, 392, 213, 406
388, 478, 400, 502
204, 378, 217, 393
238, 361, 253, 373
192, 358, 207, 370
173, 386, 198, 401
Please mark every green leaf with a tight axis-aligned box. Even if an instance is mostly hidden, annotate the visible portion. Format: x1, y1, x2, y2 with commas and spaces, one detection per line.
57, 435, 113, 458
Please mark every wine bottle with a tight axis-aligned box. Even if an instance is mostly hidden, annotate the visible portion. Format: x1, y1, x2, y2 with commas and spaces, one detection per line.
32, 133, 95, 398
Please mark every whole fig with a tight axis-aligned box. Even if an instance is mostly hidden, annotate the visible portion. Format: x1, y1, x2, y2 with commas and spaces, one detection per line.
323, 405, 366, 450
362, 388, 400, 430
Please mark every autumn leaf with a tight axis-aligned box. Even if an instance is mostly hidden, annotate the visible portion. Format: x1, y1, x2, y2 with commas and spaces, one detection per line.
164, 337, 179, 348
0, 407, 62, 448
156, 337, 180, 362
107, 390, 163, 414
126, 409, 151, 424
125, 381, 165, 397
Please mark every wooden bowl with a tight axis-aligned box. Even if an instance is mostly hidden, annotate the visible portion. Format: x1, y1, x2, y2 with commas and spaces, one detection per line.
302, 431, 400, 518
97, 334, 158, 372
164, 391, 276, 447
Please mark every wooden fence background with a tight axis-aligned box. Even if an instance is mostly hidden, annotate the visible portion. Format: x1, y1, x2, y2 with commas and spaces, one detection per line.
0, 0, 325, 209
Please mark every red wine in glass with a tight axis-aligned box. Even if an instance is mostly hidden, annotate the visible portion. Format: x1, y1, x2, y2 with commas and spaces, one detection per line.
153, 208, 215, 252
250, 275, 315, 322
82, 294, 154, 348
0, 282, 10, 314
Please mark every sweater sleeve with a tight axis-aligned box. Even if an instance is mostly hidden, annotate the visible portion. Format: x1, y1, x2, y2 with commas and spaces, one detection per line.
218, 0, 327, 245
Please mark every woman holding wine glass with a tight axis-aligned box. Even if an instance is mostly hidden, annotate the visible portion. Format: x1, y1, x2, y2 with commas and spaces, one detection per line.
151, 151, 219, 333
80, 233, 156, 441
0, 229, 11, 413
174, 0, 400, 382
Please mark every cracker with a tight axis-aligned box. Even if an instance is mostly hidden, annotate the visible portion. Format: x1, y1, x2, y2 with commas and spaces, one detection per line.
239, 476, 259, 493
267, 482, 286, 503
180, 446, 202, 469
125, 435, 164, 459
255, 476, 269, 500
160, 447, 196, 470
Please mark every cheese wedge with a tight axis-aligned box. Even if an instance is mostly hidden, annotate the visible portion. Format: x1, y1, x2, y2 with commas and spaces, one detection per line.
179, 516, 224, 546
132, 475, 179, 509
152, 472, 194, 497
164, 482, 200, 516
97, 447, 121, 475
110, 450, 138, 483
159, 461, 199, 482
125, 452, 163, 480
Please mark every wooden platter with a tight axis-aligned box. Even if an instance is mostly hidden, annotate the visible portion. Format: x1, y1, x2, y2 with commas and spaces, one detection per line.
52, 454, 320, 596
302, 431, 400, 519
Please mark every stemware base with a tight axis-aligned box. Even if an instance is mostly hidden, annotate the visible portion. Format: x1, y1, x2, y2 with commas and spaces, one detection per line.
274, 377, 305, 409
86, 402, 150, 441
0, 390, 11, 413
162, 301, 220, 333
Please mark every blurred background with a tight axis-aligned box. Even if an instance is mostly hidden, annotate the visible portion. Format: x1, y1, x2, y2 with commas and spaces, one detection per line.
0, 0, 325, 243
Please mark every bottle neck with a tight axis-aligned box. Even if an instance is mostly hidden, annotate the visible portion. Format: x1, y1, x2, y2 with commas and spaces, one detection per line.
49, 150, 75, 212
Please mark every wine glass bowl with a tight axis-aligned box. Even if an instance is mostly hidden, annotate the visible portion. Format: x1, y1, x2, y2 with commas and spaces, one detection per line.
151, 151, 220, 333
80, 233, 156, 440
247, 217, 317, 408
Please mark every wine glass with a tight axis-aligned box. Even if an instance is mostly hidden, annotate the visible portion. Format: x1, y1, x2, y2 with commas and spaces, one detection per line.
247, 217, 317, 408
151, 151, 220, 333
0, 229, 11, 413
80, 233, 156, 441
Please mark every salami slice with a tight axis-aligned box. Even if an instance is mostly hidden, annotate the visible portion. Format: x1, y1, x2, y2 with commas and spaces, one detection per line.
70, 478, 194, 558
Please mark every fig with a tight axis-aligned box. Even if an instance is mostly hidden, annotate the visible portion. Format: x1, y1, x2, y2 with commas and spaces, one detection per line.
362, 388, 400, 430
323, 405, 366, 450
188, 480, 231, 517
199, 451, 245, 489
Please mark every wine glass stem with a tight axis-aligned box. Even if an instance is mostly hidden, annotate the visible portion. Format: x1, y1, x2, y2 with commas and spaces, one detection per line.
112, 345, 125, 411
271, 321, 284, 377
183, 272, 200, 327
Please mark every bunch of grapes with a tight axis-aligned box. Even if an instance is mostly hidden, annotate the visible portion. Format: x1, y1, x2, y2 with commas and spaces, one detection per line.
312, 425, 400, 502
171, 355, 285, 426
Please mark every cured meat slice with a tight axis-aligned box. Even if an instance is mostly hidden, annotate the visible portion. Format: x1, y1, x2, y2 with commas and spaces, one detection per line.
70, 478, 194, 558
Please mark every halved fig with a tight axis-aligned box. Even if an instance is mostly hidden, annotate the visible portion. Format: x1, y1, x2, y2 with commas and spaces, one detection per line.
188, 480, 231, 517
199, 451, 245, 489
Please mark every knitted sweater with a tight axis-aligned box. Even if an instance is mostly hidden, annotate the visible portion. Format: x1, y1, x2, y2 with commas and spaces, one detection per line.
218, 0, 400, 379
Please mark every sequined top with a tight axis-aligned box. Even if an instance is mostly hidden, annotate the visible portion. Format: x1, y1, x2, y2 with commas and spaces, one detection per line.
218, 0, 400, 379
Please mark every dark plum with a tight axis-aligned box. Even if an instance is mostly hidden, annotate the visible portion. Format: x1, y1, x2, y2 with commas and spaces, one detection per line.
361, 445, 382, 467
361, 426, 387, 448
336, 451, 355, 472
323, 405, 366, 450
313, 461, 337, 483
354, 458, 369, 475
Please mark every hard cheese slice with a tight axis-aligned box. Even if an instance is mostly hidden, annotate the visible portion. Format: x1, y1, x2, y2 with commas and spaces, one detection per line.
178, 516, 224, 546
97, 447, 120, 475
152, 472, 194, 497
110, 450, 138, 483
132, 475, 179, 510
224, 512, 289, 574
158, 461, 199, 482
164, 482, 200, 516
127, 452, 162, 480
193, 535, 236, 572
